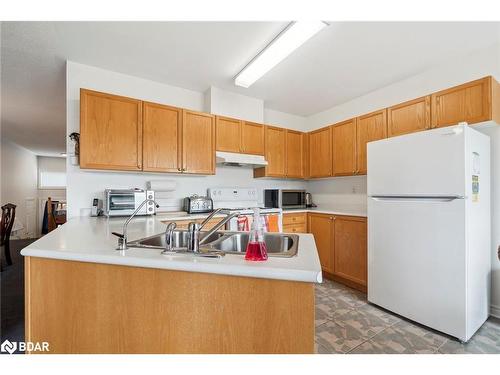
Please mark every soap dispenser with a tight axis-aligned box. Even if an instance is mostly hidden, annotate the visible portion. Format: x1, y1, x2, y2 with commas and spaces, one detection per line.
244, 207, 268, 261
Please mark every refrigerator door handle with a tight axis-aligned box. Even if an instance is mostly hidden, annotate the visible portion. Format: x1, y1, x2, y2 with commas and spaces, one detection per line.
370, 195, 465, 202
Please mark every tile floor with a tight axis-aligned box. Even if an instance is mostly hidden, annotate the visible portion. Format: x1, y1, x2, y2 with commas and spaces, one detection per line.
314, 279, 500, 354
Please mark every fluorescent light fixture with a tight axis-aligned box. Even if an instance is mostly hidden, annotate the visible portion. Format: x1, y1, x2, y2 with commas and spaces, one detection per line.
235, 21, 328, 88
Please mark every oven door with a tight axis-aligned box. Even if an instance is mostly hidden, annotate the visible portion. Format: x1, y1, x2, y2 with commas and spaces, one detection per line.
280, 190, 306, 209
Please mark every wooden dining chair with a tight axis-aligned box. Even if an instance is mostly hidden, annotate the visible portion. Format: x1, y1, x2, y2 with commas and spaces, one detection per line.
1, 203, 17, 269
47, 197, 57, 233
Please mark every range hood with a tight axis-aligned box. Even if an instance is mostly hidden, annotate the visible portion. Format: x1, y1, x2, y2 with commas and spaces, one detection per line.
216, 151, 268, 168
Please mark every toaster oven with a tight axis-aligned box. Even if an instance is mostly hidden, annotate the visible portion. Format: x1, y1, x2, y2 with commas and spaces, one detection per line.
104, 189, 155, 217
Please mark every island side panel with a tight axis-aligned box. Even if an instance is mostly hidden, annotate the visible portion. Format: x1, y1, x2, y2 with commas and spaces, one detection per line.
25, 257, 314, 354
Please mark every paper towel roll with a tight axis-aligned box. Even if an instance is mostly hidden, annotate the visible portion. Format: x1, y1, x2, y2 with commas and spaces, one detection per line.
147, 180, 176, 191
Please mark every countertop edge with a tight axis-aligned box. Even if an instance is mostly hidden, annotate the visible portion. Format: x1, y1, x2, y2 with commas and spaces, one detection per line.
21, 248, 322, 284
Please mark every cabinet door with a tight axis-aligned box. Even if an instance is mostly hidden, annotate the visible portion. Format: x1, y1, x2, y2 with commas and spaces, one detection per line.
308, 214, 334, 274
387, 96, 431, 137
80, 89, 142, 170
143, 102, 182, 172
182, 110, 215, 174
333, 216, 367, 286
285, 130, 303, 178
216, 116, 241, 153
332, 119, 356, 176
308, 126, 332, 178
263, 126, 286, 177
241, 121, 265, 155
431, 77, 491, 128
356, 109, 387, 175
302, 133, 310, 179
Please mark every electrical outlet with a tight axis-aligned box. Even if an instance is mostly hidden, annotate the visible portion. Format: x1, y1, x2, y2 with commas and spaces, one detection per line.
352, 186, 356, 194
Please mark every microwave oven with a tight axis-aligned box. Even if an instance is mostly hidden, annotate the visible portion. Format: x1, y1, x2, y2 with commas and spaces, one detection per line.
264, 189, 306, 209
104, 189, 155, 217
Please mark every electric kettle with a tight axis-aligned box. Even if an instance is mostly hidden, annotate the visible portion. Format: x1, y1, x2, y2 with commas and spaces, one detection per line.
305, 192, 316, 207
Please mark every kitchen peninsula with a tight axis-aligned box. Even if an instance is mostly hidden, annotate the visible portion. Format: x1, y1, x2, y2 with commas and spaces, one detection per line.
21, 215, 322, 354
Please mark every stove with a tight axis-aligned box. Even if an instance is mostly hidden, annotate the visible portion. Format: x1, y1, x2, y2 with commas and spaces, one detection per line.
207, 188, 282, 231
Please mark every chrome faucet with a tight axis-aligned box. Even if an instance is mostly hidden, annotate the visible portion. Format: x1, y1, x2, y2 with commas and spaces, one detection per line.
112, 198, 160, 250
187, 208, 240, 253
162, 222, 177, 253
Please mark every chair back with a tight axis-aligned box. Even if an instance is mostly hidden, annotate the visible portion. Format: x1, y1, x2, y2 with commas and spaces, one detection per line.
1, 203, 17, 246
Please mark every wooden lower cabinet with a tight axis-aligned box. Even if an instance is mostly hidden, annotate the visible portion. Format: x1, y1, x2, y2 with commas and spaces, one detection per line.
307, 213, 334, 274
307, 213, 367, 292
283, 212, 307, 233
333, 216, 367, 289
25, 257, 314, 354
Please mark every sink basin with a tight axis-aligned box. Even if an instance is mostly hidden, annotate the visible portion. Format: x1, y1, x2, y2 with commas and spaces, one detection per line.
207, 232, 299, 257
127, 230, 225, 250
127, 230, 299, 258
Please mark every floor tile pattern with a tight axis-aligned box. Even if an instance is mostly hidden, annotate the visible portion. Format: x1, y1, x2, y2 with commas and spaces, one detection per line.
315, 279, 500, 354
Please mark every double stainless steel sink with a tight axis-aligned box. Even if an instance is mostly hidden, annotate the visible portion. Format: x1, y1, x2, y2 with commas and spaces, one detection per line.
127, 230, 299, 258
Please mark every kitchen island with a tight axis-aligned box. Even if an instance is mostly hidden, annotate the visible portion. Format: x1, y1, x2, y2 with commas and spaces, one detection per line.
21, 216, 322, 354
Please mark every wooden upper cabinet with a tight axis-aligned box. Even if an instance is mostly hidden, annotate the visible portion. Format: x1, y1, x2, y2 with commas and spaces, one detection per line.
182, 110, 215, 174
332, 119, 356, 176
302, 133, 310, 179
285, 130, 303, 178
80, 89, 143, 171
262, 126, 286, 177
431, 76, 496, 128
308, 214, 334, 274
143, 102, 182, 173
356, 109, 387, 175
308, 126, 332, 178
387, 96, 431, 137
216, 116, 241, 153
333, 216, 367, 287
241, 121, 265, 155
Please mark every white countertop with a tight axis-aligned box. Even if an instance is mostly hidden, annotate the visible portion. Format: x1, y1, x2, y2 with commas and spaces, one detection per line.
283, 204, 367, 217
21, 216, 323, 284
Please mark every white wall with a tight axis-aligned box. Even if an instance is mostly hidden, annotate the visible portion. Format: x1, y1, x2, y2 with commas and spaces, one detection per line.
205, 86, 264, 122
304, 42, 500, 316
307, 43, 500, 130
66, 62, 306, 218
0, 138, 38, 238
264, 108, 307, 131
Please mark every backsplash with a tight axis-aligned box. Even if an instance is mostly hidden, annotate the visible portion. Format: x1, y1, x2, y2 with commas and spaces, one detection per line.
67, 164, 308, 217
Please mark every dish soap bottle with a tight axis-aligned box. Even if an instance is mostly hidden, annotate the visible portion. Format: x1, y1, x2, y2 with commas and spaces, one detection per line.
244, 207, 268, 261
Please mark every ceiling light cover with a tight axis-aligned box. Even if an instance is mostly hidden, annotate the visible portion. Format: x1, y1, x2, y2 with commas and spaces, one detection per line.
235, 21, 327, 88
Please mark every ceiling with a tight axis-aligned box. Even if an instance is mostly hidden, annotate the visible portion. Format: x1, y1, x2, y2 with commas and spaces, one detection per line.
1, 21, 500, 155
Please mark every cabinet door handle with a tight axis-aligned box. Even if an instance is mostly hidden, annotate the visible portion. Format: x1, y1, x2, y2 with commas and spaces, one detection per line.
177, 167, 181, 171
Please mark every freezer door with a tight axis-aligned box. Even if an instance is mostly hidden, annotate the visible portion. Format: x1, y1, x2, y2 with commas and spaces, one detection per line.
367, 125, 466, 196
368, 196, 467, 340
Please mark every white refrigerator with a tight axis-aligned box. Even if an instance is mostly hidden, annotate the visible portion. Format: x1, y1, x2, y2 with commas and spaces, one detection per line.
367, 124, 490, 342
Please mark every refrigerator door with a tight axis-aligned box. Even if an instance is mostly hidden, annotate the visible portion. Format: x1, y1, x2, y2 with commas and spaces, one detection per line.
367, 125, 466, 196
368, 196, 467, 340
